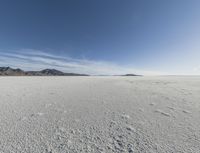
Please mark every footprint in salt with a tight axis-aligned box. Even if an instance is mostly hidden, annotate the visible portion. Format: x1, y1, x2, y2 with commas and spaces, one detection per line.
121, 113, 130, 120
19, 116, 27, 121
30, 112, 44, 118
58, 126, 66, 132
45, 103, 52, 108
74, 118, 81, 123
167, 106, 175, 111
70, 129, 75, 134
127, 144, 134, 153
126, 125, 136, 133
37, 112, 44, 116
149, 103, 155, 106
154, 109, 171, 117
45, 144, 55, 153
139, 108, 144, 112
102, 100, 107, 105
182, 110, 191, 114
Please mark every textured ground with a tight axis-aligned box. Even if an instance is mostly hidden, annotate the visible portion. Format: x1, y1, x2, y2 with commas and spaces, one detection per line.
0, 76, 200, 153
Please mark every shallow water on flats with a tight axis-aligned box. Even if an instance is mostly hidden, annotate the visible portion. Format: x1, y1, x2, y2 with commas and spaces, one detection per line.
0, 76, 200, 153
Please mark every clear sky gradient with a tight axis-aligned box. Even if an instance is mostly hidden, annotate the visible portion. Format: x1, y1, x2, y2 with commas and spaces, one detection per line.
0, 0, 200, 75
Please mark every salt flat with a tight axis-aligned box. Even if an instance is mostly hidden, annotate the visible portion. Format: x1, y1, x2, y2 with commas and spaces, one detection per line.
0, 76, 200, 153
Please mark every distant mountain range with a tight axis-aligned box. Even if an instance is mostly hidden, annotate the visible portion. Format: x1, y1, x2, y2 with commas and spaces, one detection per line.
121, 74, 142, 76
113, 74, 142, 76
0, 67, 142, 76
0, 67, 89, 76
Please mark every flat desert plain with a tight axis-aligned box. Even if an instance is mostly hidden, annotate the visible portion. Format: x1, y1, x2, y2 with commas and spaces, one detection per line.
0, 76, 200, 153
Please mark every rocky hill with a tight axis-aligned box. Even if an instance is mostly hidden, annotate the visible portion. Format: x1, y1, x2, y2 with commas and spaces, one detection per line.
0, 67, 89, 76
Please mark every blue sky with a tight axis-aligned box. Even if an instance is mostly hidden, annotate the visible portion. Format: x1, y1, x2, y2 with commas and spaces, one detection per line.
0, 0, 200, 75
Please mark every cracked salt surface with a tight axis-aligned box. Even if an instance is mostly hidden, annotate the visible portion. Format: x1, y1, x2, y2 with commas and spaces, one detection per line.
0, 76, 200, 152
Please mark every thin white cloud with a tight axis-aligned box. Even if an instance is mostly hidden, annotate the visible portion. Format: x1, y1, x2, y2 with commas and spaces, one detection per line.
0, 49, 162, 75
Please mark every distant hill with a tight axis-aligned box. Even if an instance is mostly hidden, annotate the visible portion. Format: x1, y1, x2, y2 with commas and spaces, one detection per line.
113, 74, 142, 76
122, 74, 142, 76
0, 67, 89, 76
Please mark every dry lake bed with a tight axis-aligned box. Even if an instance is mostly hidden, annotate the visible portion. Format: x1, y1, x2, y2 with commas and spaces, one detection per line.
0, 76, 200, 153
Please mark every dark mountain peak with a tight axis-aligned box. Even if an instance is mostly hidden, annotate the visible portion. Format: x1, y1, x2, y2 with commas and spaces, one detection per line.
0, 66, 11, 71
0, 67, 25, 76
40, 69, 65, 76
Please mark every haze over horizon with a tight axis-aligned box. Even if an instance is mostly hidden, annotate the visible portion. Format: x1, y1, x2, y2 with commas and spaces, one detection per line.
0, 0, 200, 75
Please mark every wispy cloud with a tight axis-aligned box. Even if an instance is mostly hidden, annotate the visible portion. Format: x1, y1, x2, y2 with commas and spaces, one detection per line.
0, 49, 161, 75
